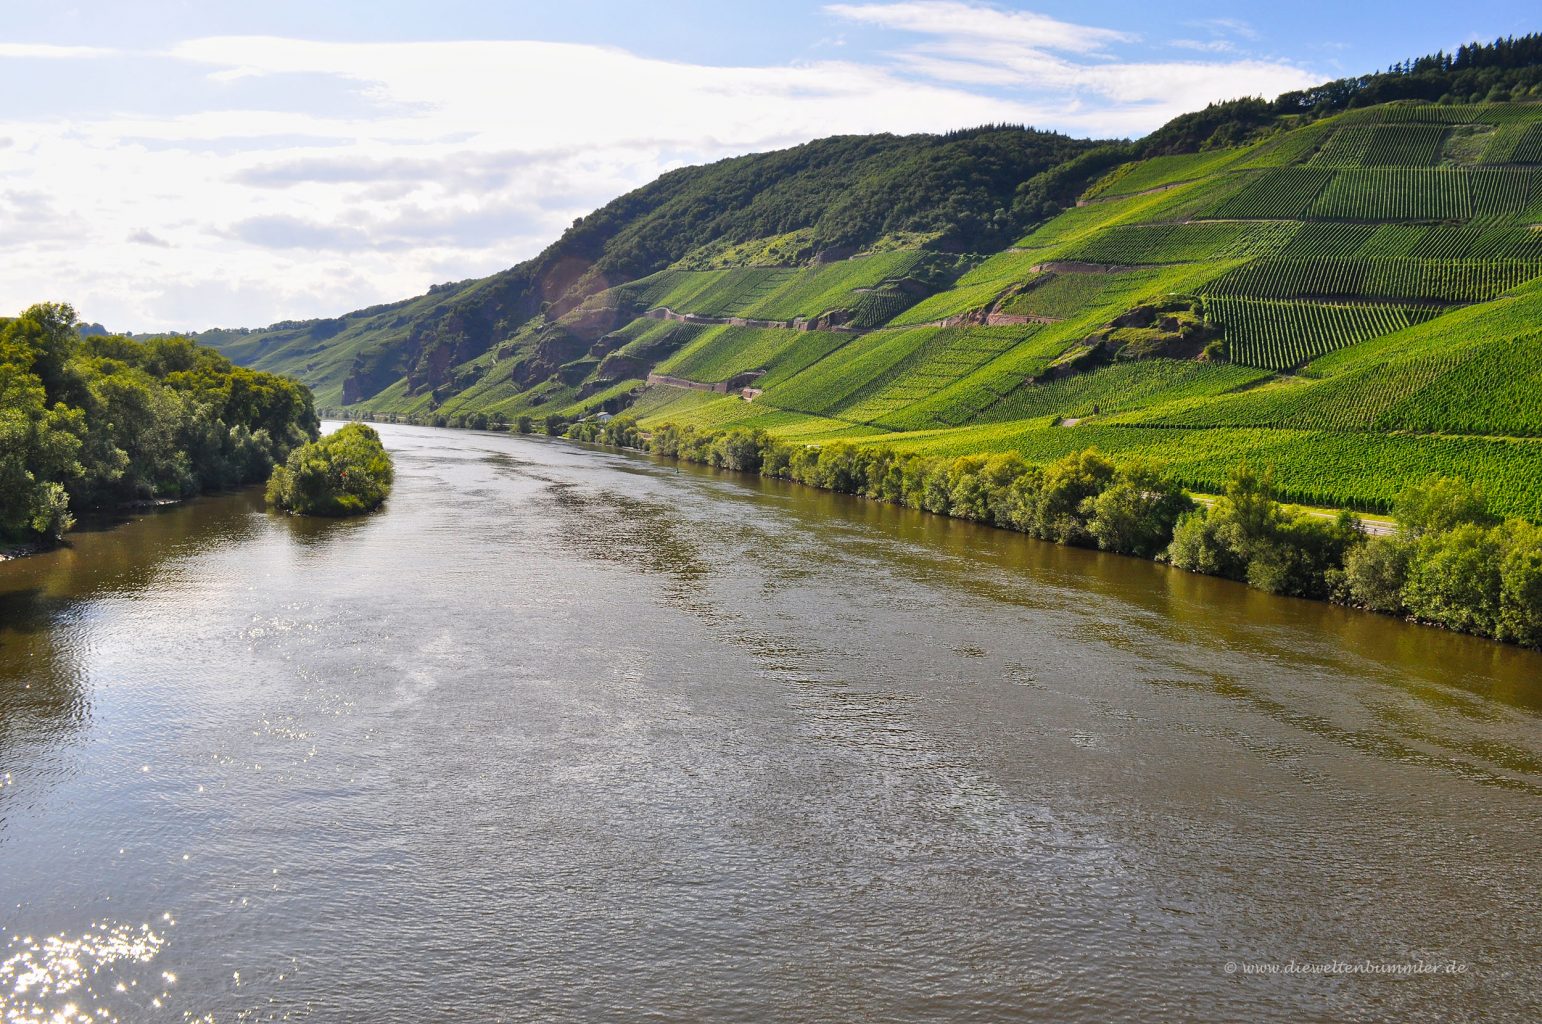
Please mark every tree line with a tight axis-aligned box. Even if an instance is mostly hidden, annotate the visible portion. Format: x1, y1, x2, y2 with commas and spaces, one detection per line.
566, 417, 1542, 648
2, 302, 317, 545
1140, 33, 1542, 157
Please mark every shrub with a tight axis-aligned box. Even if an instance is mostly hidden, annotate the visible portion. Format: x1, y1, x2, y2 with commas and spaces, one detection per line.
1006, 449, 1116, 544
266, 423, 394, 517
1084, 461, 1193, 558
1249, 510, 1363, 599
1402, 523, 1504, 635
1393, 475, 1493, 538
1167, 509, 1242, 577
27, 481, 75, 541
1497, 522, 1542, 646
1343, 536, 1414, 613
581, 419, 1542, 647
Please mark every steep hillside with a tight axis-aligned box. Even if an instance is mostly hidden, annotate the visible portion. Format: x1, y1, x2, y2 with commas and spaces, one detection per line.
195, 127, 1096, 407
616, 100, 1542, 517
205, 36, 1542, 517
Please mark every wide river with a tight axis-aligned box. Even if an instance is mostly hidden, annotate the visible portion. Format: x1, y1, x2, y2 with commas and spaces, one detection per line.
1, 423, 1539, 1023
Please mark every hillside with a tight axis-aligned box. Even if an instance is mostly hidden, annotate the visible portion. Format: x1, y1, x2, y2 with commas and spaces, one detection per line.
195, 127, 1096, 407
203, 38, 1542, 518
611, 100, 1542, 517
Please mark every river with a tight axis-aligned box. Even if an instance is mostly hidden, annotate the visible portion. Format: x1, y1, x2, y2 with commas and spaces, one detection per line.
1, 423, 1538, 1023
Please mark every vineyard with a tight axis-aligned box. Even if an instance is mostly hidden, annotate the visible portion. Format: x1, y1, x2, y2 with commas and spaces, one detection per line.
1060, 221, 1296, 264
840, 327, 1037, 427
317, 96, 1542, 523
1373, 333, 1542, 436
1210, 167, 1335, 219
741, 251, 930, 321
634, 267, 799, 318
881, 422, 1542, 519
1309, 124, 1448, 166
973, 359, 1266, 424
997, 269, 1168, 320
1203, 297, 1443, 370
657, 325, 852, 387
1201, 258, 1542, 303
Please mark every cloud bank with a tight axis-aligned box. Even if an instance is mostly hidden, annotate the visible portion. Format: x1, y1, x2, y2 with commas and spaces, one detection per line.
0, 3, 1320, 330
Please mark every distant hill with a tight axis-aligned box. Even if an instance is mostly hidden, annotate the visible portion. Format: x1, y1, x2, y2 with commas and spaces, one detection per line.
195, 127, 1095, 407
205, 35, 1542, 517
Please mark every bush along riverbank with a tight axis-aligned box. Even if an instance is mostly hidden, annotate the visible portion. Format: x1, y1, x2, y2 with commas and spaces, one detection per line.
567, 417, 1542, 648
266, 423, 394, 516
2, 302, 317, 550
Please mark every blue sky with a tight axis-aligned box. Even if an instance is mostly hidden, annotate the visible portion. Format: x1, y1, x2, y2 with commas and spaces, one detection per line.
1, 1, 1534, 329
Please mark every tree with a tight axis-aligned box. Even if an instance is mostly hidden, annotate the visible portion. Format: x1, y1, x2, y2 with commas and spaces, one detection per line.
1024, 449, 1116, 544
1393, 475, 1493, 538
1402, 523, 1504, 635
1343, 536, 1414, 613
1497, 522, 1542, 647
1, 303, 314, 543
1085, 461, 1193, 558
266, 423, 394, 517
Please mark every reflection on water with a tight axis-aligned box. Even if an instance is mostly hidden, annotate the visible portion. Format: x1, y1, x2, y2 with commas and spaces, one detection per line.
0, 424, 1539, 1023
2, 920, 170, 1024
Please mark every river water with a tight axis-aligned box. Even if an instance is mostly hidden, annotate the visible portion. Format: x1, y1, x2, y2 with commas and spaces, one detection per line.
1, 423, 1538, 1023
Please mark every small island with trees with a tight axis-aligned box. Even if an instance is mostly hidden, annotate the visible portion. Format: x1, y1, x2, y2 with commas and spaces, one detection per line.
266, 422, 395, 517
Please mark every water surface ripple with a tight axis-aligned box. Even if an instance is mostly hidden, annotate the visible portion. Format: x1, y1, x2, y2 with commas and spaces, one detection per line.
1, 424, 1538, 1023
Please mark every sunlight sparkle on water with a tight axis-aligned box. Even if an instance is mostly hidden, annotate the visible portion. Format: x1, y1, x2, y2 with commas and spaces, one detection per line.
0, 921, 169, 1024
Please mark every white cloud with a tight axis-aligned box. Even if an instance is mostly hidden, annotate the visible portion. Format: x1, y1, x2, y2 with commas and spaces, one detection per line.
0, 15, 1326, 332
827, 2, 1133, 53
1171, 39, 1242, 55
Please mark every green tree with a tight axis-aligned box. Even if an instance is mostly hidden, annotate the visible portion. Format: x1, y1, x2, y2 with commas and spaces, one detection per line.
1394, 475, 1493, 538
266, 423, 394, 517
1497, 522, 1542, 647
1085, 461, 1193, 558
1342, 536, 1414, 613
1, 302, 313, 543
1402, 523, 1504, 635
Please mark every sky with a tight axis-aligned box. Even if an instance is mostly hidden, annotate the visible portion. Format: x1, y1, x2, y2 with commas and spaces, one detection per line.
1, 1, 1535, 331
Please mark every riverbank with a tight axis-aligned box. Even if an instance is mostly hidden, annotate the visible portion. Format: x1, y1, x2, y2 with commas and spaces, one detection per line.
564, 418, 1542, 649
0, 540, 47, 562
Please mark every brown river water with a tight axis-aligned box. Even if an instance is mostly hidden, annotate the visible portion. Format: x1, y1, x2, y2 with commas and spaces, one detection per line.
1, 422, 1539, 1023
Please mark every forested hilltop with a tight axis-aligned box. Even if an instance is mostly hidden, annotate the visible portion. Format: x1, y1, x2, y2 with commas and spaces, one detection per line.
202, 35, 1542, 522
1, 303, 317, 547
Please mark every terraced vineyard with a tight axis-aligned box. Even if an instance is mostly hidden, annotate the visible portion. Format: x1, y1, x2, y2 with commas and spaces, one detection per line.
840, 327, 1037, 426
1202, 258, 1542, 303
227, 94, 1542, 519
610, 103, 1542, 514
